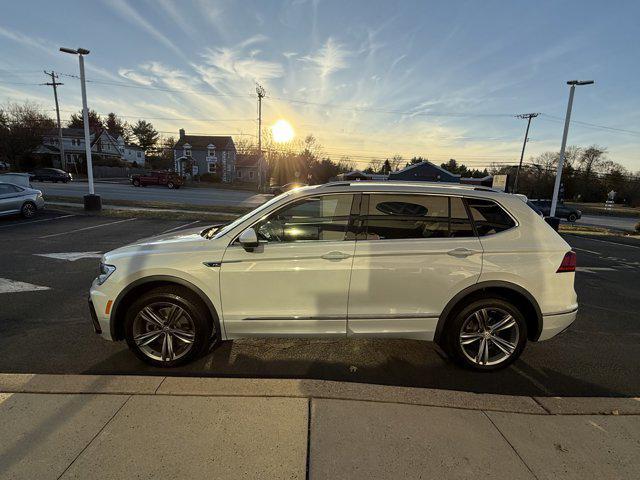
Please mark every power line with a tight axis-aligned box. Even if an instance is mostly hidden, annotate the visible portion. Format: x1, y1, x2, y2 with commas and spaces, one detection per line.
540, 114, 640, 137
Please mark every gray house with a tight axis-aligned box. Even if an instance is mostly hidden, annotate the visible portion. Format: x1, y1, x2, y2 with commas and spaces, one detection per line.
173, 129, 236, 182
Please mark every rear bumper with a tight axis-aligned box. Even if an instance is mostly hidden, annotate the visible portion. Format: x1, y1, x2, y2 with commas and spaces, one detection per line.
537, 308, 578, 341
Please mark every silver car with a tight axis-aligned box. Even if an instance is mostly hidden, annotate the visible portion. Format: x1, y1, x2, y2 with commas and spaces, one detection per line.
0, 182, 45, 218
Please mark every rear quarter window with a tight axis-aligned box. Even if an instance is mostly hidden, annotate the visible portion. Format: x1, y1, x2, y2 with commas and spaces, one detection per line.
467, 198, 515, 236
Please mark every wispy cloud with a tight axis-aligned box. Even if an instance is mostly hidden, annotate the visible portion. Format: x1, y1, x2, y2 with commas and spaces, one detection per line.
154, 0, 197, 41
195, 36, 283, 83
0, 25, 52, 56
301, 38, 350, 77
104, 0, 184, 58
118, 68, 155, 86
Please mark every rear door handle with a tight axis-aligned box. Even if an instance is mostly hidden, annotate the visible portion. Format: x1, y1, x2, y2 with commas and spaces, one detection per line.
321, 251, 351, 261
447, 248, 479, 258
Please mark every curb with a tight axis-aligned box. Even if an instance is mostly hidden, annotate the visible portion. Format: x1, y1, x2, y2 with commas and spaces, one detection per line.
1, 374, 638, 415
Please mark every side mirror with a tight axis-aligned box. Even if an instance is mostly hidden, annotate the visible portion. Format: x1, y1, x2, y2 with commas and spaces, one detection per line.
238, 228, 259, 250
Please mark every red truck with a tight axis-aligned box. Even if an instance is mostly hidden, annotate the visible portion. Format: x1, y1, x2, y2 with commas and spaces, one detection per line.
131, 171, 185, 189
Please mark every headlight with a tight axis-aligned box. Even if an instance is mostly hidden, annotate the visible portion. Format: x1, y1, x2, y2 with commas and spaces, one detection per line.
97, 263, 116, 285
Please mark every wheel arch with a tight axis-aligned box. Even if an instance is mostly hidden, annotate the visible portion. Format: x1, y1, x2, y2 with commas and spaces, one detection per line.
110, 275, 221, 341
434, 281, 543, 343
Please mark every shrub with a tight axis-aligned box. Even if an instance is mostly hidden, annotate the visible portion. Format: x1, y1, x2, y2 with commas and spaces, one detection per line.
200, 172, 221, 183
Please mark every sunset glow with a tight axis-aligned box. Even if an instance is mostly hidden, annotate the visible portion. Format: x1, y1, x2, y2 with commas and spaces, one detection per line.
272, 119, 295, 143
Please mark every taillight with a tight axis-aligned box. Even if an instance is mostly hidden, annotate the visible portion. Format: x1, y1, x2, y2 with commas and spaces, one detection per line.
557, 251, 576, 273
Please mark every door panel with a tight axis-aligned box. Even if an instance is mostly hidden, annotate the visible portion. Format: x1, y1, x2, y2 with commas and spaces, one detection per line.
220, 193, 357, 338
220, 240, 355, 336
347, 194, 483, 340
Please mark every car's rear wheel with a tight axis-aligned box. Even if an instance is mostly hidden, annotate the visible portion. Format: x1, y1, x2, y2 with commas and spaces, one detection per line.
445, 297, 527, 371
21, 201, 37, 218
567, 213, 577, 222
124, 287, 214, 367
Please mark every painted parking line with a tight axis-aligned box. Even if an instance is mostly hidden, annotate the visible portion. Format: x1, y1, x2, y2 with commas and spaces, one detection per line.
160, 220, 200, 234
34, 251, 103, 261
567, 234, 640, 250
0, 214, 75, 230
0, 278, 50, 294
576, 267, 616, 274
39, 217, 136, 239
573, 247, 602, 255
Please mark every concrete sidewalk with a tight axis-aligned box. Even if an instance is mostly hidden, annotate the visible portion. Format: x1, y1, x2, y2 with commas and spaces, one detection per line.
1, 375, 639, 479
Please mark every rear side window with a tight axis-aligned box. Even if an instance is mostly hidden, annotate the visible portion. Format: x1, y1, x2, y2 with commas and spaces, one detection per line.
362, 194, 474, 240
467, 199, 515, 236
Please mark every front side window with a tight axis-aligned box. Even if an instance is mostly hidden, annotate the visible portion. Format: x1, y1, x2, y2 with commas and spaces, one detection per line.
255, 194, 354, 243
467, 198, 515, 236
363, 194, 473, 240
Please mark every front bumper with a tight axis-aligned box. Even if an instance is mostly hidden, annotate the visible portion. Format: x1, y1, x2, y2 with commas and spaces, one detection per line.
89, 278, 117, 341
537, 308, 578, 341
88, 298, 102, 334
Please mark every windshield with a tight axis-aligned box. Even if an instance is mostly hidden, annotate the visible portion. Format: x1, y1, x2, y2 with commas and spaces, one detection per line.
211, 193, 290, 239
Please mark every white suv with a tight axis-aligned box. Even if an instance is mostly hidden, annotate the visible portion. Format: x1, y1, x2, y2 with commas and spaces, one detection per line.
89, 182, 578, 371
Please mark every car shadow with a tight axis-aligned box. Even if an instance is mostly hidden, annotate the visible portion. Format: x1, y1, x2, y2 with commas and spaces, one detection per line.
83, 337, 627, 398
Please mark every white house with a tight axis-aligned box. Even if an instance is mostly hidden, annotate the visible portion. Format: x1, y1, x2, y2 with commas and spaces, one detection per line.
38, 128, 146, 169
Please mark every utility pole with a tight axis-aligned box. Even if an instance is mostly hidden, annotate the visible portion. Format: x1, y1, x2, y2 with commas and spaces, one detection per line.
44, 71, 66, 170
256, 83, 266, 155
550, 80, 594, 218
513, 113, 539, 193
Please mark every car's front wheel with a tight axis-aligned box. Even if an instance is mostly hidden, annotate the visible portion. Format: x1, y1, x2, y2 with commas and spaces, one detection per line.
124, 286, 214, 367
167, 181, 175, 189
132, 179, 140, 187
567, 213, 577, 222
445, 297, 527, 371
21, 201, 37, 218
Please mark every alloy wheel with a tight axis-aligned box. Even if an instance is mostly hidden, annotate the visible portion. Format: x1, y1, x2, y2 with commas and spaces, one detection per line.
132, 301, 196, 363
459, 307, 519, 366
22, 203, 36, 218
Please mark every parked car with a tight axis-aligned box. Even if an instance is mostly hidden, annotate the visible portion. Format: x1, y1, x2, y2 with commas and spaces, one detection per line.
89, 182, 577, 371
530, 199, 582, 222
131, 170, 184, 189
269, 182, 307, 195
0, 182, 45, 218
0, 161, 10, 171
31, 168, 72, 183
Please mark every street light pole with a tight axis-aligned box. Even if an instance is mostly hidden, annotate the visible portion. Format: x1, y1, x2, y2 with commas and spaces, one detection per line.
77, 53, 94, 196
550, 80, 594, 218
60, 47, 101, 211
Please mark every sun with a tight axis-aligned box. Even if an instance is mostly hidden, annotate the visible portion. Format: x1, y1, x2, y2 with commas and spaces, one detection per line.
271, 119, 295, 143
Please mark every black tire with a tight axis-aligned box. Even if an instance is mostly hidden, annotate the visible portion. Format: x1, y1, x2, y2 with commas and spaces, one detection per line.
21, 201, 37, 218
124, 286, 215, 367
567, 213, 577, 222
167, 181, 175, 189
444, 297, 527, 371
132, 179, 140, 187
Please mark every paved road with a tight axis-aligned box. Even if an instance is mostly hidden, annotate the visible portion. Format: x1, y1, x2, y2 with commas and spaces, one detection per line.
572, 214, 638, 232
1, 210, 639, 397
35, 180, 271, 207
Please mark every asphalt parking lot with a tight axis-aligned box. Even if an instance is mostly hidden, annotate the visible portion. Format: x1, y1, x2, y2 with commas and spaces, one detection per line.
1, 209, 639, 397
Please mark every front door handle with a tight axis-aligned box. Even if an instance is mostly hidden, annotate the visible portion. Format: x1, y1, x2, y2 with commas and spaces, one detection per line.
447, 248, 479, 258
321, 251, 351, 261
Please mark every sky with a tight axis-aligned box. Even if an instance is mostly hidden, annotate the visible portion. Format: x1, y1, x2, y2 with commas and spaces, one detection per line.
1, 0, 639, 171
